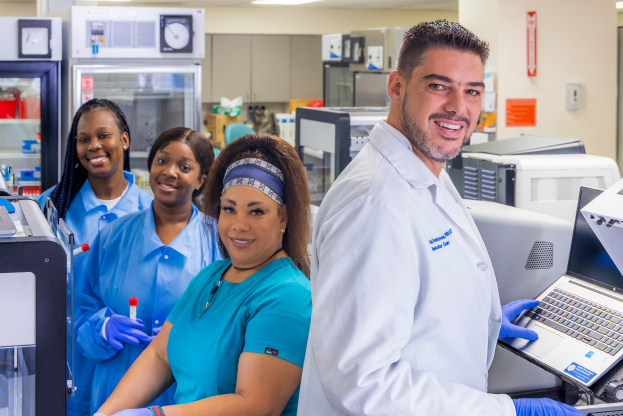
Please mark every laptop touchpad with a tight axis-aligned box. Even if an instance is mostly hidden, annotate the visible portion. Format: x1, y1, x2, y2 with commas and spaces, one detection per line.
511, 323, 565, 358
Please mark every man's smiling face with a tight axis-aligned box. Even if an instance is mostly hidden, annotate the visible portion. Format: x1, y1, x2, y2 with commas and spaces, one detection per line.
400, 47, 484, 163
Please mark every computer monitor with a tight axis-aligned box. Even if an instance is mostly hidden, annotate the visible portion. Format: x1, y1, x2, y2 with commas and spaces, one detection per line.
566, 186, 623, 291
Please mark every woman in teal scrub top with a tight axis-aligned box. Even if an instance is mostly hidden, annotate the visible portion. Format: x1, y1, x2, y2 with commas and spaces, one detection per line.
38, 98, 152, 416
95, 134, 312, 416
75, 128, 221, 415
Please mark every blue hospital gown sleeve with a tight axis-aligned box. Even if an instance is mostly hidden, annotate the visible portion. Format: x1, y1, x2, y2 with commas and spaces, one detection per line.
242, 280, 312, 368
75, 229, 119, 362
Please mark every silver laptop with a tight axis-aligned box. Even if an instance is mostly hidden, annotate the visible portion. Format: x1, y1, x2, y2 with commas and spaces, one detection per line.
0, 205, 16, 237
504, 187, 623, 387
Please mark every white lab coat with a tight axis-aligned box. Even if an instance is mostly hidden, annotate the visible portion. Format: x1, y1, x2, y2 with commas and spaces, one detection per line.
298, 121, 516, 416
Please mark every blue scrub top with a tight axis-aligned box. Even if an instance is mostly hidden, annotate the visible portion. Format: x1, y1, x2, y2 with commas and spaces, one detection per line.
75, 203, 222, 414
167, 258, 311, 416
38, 171, 152, 416
38, 171, 153, 249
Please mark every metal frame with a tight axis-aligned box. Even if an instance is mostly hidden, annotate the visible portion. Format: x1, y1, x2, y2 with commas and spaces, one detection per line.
72, 63, 202, 132
0, 61, 61, 191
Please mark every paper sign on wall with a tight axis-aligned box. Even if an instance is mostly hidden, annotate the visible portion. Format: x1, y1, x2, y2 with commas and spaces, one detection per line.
506, 98, 536, 127
329, 36, 342, 59
82, 90, 94, 104
81, 76, 94, 90
367, 46, 383, 70
527, 11, 537, 77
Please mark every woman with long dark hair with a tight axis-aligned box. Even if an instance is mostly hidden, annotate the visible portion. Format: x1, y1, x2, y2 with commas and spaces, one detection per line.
75, 127, 221, 415
37, 98, 152, 416
94, 134, 312, 416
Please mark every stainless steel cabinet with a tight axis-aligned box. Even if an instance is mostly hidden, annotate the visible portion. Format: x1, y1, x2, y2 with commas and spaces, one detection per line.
211, 35, 252, 103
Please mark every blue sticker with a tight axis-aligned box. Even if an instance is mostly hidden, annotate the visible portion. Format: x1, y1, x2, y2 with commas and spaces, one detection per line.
585, 351, 595, 358
564, 362, 597, 383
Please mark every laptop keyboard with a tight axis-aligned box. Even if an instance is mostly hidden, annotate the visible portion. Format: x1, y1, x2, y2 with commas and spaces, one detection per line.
587, 412, 623, 416
524, 288, 623, 356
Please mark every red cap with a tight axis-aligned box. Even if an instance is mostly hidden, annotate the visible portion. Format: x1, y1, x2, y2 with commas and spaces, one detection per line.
81, 243, 90, 252
129, 297, 137, 306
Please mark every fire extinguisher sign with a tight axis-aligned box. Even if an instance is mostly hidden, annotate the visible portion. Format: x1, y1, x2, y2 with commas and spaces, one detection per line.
527, 11, 537, 77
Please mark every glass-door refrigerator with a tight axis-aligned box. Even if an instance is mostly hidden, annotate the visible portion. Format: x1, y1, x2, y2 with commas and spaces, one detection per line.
322, 33, 354, 107
65, 6, 205, 192
0, 17, 62, 197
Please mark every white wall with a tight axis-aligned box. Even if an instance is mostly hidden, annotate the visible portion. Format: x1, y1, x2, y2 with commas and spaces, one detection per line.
461, 0, 617, 159
124, 4, 457, 35
496, 0, 617, 158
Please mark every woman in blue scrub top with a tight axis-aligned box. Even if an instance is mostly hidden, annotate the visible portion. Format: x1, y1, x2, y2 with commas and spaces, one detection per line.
94, 134, 312, 416
38, 98, 152, 248
75, 127, 222, 415
38, 99, 152, 416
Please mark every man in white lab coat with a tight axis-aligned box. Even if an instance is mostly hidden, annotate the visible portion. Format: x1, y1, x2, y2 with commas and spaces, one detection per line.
298, 21, 583, 416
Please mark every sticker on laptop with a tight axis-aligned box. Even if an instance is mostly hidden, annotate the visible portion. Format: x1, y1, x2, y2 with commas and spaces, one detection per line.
585, 351, 594, 359
564, 362, 597, 383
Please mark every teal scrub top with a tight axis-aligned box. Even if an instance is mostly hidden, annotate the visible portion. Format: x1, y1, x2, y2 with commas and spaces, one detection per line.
167, 258, 311, 416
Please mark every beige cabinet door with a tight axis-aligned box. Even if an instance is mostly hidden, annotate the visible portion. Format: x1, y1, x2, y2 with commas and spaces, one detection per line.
251, 35, 290, 102
201, 34, 212, 103
290, 35, 322, 100
212, 35, 252, 103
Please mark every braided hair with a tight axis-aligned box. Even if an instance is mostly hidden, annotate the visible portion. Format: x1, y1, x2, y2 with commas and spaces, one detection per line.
50, 98, 131, 219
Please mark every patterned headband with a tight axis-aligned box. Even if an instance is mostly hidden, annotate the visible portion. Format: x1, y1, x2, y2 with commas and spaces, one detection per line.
222, 158, 286, 205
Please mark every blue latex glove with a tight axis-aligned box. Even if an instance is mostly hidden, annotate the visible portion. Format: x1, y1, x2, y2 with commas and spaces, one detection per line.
499, 299, 540, 340
513, 398, 584, 416
143, 325, 162, 344
111, 409, 153, 416
104, 314, 150, 350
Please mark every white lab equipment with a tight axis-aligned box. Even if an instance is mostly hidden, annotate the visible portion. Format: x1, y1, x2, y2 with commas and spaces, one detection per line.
348, 27, 407, 72
0, 195, 69, 415
60, 6, 205, 171
456, 152, 619, 223
465, 199, 573, 394
295, 106, 388, 205
581, 177, 623, 276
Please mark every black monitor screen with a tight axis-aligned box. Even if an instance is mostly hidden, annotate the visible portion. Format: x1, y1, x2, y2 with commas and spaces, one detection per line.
567, 187, 623, 290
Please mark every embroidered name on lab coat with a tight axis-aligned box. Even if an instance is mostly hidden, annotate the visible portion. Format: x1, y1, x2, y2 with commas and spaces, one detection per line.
429, 228, 452, 251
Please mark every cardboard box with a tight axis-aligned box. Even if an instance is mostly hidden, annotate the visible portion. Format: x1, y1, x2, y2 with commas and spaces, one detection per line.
205, 113, 243, 148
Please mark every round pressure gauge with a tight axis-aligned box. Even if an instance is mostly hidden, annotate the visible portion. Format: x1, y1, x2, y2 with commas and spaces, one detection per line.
160, 15, 193, 53
18, 19, 52, 59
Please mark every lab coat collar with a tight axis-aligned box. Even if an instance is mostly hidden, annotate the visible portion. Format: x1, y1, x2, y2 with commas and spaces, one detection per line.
372, 121, 487, 256
140, 202, 202, 259
80, 171, 137, 213
370, 121, 436, 190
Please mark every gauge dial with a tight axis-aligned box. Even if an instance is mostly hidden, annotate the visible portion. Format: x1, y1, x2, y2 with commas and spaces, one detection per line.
164, 22, 190, 50
18, 19, 52, 59
160, 15, 193, 53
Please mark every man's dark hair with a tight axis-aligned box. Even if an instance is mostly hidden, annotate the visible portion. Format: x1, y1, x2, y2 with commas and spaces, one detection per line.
397, 20, 489, 81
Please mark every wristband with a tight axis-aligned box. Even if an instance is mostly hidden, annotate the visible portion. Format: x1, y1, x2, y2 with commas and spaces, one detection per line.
148, 406, 165, 416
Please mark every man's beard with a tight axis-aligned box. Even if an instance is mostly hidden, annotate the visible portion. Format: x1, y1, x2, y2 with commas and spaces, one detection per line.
400, 92, 472, 163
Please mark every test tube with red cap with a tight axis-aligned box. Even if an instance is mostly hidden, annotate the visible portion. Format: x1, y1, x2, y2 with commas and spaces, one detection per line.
73, 243, 90, 256
129, 297, 137, 321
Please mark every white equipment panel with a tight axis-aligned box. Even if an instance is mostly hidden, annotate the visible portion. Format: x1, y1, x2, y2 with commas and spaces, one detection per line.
0, 17, 62, 61
71, 6, 205, 60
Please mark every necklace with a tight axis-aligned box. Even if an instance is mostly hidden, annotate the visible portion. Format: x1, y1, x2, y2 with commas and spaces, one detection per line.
232, 247, 284, 272
198, 247, 284, 318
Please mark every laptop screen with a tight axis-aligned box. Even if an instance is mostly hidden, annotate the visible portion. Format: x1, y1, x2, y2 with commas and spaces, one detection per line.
567, 186, 623, 290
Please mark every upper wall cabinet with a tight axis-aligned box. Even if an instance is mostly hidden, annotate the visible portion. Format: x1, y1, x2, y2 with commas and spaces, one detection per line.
252, 35, 291, 103
290, 35, 322, 100
205, 34, 321, 103
211, 34, 252, 103
201, 34, 212, 103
